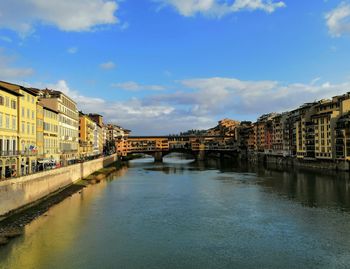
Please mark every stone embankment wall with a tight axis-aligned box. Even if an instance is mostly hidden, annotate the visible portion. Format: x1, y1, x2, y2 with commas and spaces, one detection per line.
0, 154, 118, 218
247, 152, 350, 171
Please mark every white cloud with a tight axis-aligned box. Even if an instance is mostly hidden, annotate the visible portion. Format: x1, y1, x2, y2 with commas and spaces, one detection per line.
29, 80, 183, 135
0, 36, 12, 43
100, 61, 116, 70
163, 70, 172, 77
310, 77, 321, 85
120, 22, 130, 31
0, 0, 119, 36
97, 77, 350, 134
28, 77, 350, 135
46, 80, 105, 107
111, 81, 166, 91
326, 2, 350, 37
150, 77, 350, 117
67, 47, 78, 54
155, 0, 285, 17
0, 49, 34, 79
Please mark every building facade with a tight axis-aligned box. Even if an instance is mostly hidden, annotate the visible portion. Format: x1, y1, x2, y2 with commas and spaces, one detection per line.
5, 83, 40, 176
39, 90, 79, 165
89, 114, 104, 156
42, 104, 59, 164
0, 85, 21, 178
79, 112, 95, 157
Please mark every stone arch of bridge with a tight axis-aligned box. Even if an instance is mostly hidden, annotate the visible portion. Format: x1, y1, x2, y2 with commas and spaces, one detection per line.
162, 148, 197, 159
151, 149, 198, 162
128, 149, 199, 162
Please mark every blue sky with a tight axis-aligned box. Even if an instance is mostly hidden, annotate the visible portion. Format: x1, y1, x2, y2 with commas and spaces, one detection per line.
1, 0, 350, 135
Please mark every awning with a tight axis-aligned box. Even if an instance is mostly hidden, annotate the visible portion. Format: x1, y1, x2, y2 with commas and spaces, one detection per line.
37, 160, 50, 164
38, 159, 57, 164
66, 158, 78, 161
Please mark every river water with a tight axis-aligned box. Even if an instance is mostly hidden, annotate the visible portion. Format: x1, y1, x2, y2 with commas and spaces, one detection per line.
1, 154, 350, 269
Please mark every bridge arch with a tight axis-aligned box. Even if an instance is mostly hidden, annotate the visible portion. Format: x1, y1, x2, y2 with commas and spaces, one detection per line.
162, 149, 197, 159
123, 135, 240, 162
127, 149, 200, 163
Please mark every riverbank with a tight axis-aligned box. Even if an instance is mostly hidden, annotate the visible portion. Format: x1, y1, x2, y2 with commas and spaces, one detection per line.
0, 154, 119, 219
244, 152, 350, 172
0, 161, 124, 247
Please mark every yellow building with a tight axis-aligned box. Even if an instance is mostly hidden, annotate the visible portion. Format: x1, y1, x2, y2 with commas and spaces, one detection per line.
116, 137, 129, 157
0, 81, 38, 176
295, 103, 317, 159
312, 95, 350, 160
255, 113, 276, 153
36, 103, 44, 159
207, 118, 240, 137
272, 114, 283, 155
79, 112, 95, 157
42, 103, 59, 164
335, 113, 350, 160
0, 85, 22, 178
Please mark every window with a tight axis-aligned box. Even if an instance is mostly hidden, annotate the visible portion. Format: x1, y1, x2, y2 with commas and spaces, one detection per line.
22, 107, 25, 118
27, 109, 30, 119
12, 140, 16, 152
22, 122, 25, 133
5, 115, 9, 129
27, 123, 30, 134
0, 113, 2, 128
32, 111, 34, 120
11, 100, 16, 109
5, 139, 9, 152
12, 116, 16, 130
0, 96, 3, 105
32, 124, 34, 135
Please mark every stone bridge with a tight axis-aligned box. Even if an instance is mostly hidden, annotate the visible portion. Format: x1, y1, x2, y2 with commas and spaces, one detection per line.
117, 136, 239, 162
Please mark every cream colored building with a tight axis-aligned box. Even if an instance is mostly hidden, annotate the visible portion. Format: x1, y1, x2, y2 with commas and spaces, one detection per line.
88, 114, 104, 156
39, 90, 79, 165
42, 104, 59, 164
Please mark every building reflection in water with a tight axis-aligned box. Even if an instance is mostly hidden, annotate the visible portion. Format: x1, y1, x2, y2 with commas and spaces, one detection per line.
0, 166, 129, 269
257, 165, 350, 211
138, 154, 350, 212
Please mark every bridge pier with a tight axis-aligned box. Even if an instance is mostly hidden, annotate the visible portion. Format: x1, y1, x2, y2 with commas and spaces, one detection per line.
154, 152, 163, 163
196, 150, 205, 161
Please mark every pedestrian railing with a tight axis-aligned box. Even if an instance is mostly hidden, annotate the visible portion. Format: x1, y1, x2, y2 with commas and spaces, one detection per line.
0, 152, 117, 181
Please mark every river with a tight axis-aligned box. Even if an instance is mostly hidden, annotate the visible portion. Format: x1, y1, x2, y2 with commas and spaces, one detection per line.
1, 154, 350, 269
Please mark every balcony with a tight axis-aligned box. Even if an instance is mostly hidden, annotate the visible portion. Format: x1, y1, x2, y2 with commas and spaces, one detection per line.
21, 150, 38, 157
64, 136, 73, 141
61, 149, 78, 154
0, 150, 20, 157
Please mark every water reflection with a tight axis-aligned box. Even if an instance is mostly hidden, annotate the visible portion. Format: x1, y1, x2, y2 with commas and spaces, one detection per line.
257, 167, 350, 211
0, 167, 129, 269
137, 156, 350, 212
1, 156, 350, 269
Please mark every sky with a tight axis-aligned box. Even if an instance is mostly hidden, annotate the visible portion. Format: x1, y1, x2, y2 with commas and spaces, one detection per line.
1, 0, 350, 135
